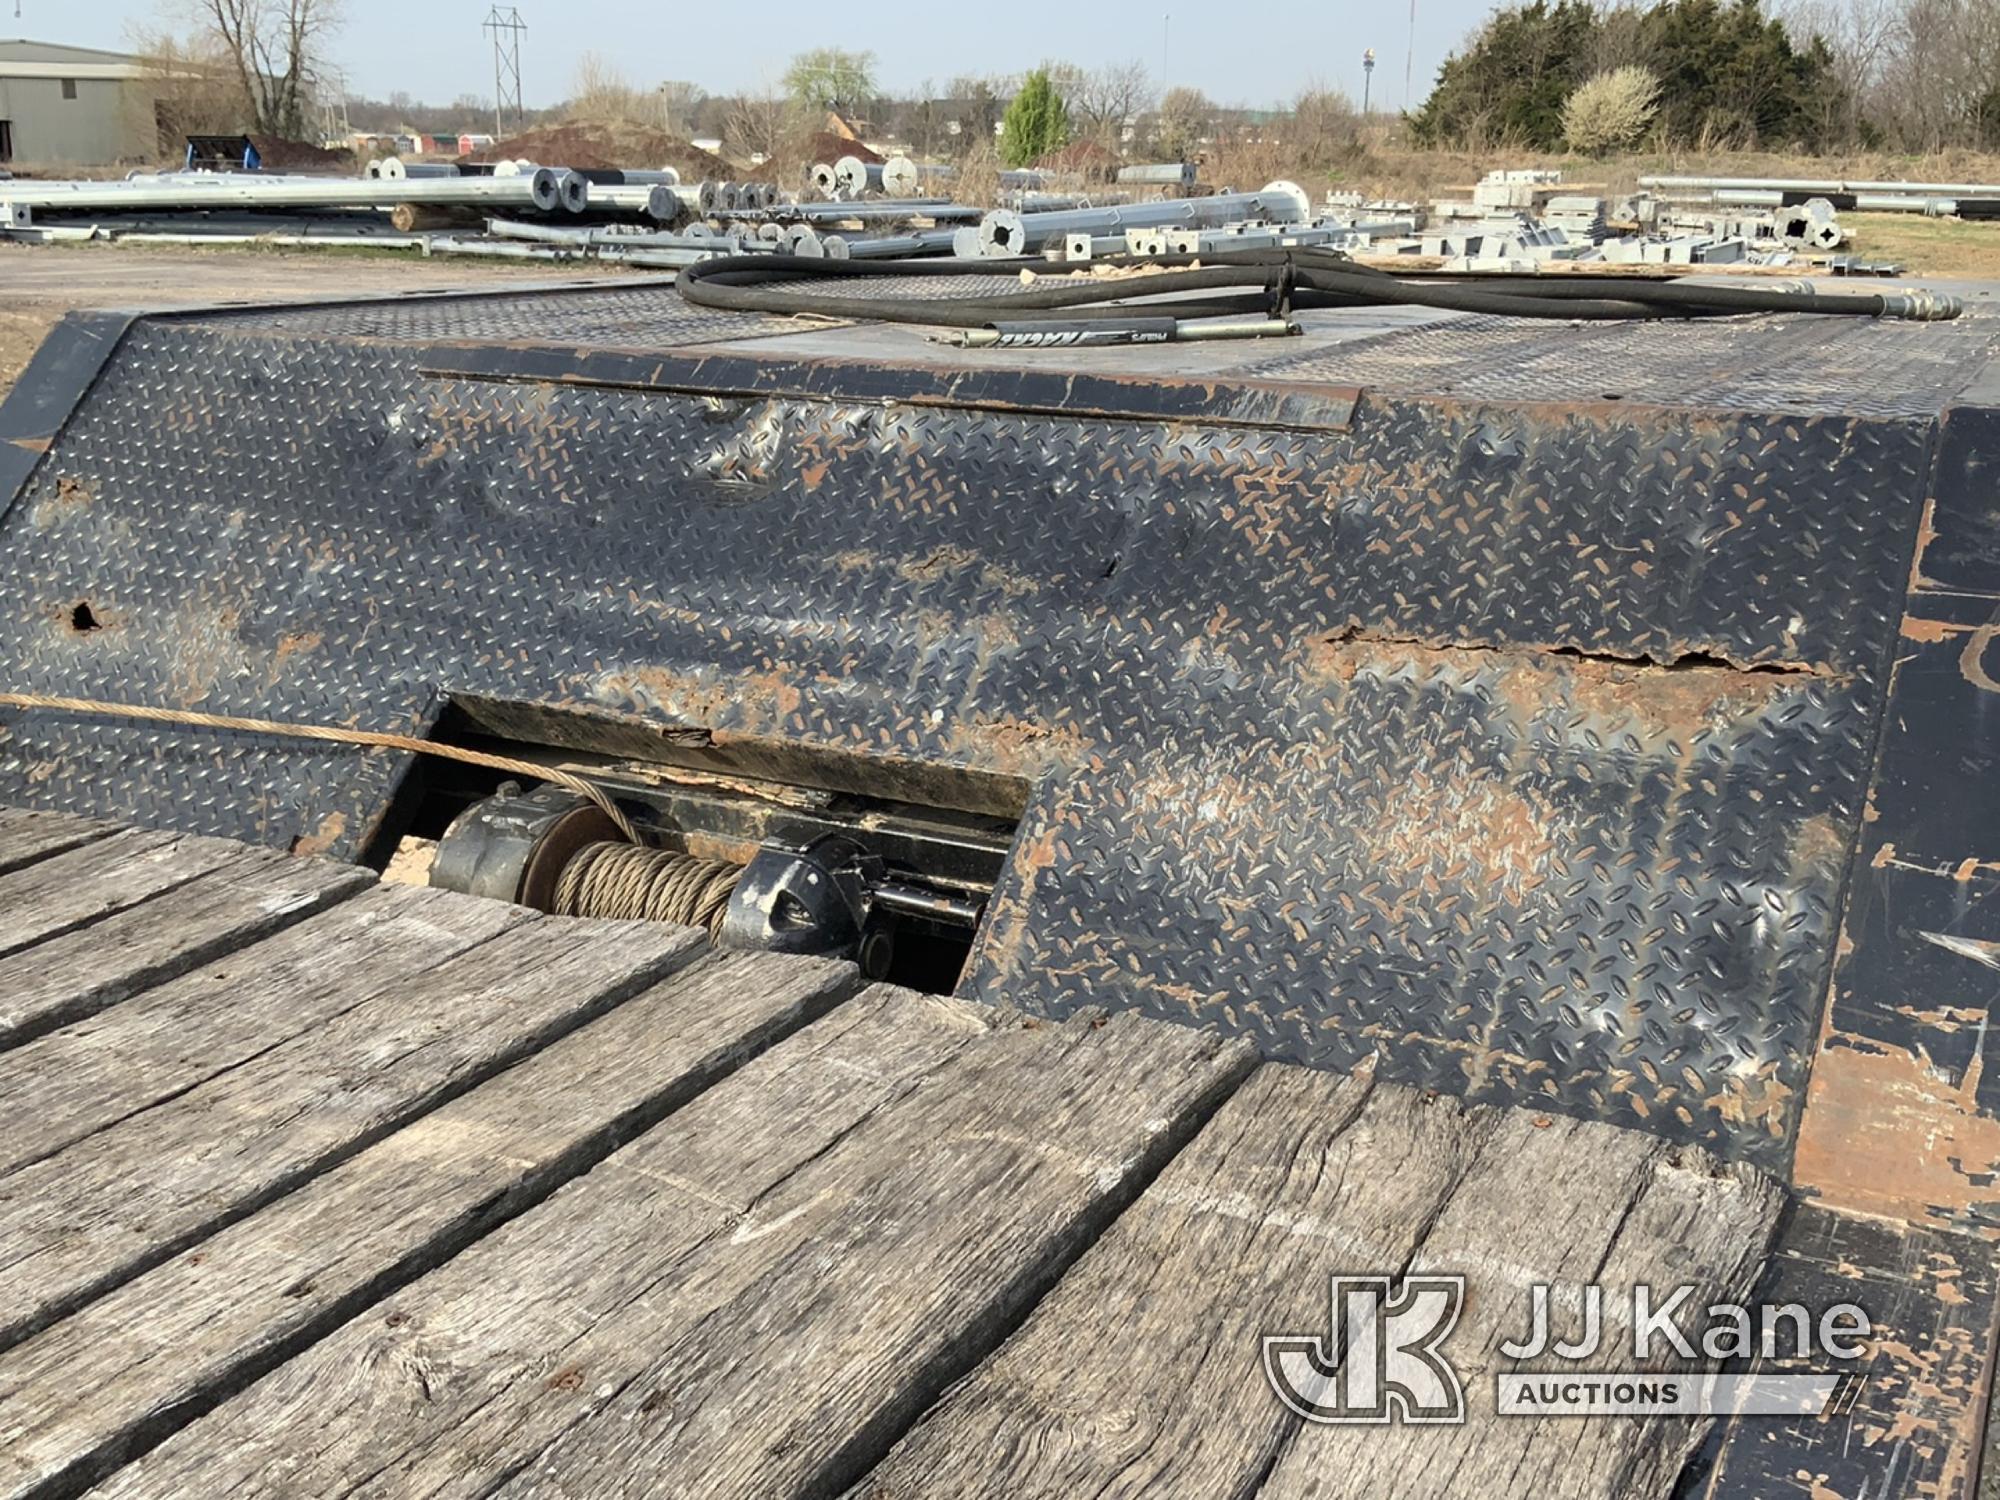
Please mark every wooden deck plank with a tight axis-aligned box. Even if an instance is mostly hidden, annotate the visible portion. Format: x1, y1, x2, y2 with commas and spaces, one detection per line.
1256, 1114, 1784, 1500
95, 996, 1257, 1500
0, 909, 704, 1353
0, 846, 374, 1051
0, 884, 528, 1179
0, 828, 254, 960
0, 950, 857, 1500
0, 807, 117, 874
853, 1064, 1497, 1499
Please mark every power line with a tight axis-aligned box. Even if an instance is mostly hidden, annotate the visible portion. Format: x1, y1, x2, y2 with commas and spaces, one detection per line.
483, 5, 526, 140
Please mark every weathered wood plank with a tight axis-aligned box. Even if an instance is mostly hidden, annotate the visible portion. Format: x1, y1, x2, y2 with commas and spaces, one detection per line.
0, 807, 117, 875
1257, 1114, 1785, 1500
0, 908, 704, 1352
0, 846, 374, 1051
0, 828, 253, 960
0, 950, 857, 1500
853, 1063, 1496, 1499
95, 995, 1257, 1500
0, 884, 529, 1178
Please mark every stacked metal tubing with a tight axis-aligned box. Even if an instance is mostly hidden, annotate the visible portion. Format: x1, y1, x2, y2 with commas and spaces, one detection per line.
1642, 174, 2000, 194
834, 156, 885, 196
880, 155, 954, 197
369, 156, 682, 186
1642, 174, 2000, 217
0, 150, 1359, 275
972, 181, 1313, 257
1116, 161, 1196, 188
0, 169, 586, 215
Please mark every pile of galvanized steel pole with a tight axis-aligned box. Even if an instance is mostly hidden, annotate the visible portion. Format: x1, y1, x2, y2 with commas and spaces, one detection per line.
0, 154, 1331, 270
2, 154, 1964, 274
1640, 174, 2000, 220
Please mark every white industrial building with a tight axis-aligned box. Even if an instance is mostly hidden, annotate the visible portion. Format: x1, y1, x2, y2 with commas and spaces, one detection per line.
0, 40, 158, 165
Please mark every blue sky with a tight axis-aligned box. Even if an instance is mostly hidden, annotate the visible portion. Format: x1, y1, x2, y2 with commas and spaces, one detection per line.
59, 0, 1488, 113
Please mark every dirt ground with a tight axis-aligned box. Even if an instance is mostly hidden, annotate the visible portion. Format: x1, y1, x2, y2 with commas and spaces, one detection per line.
0, 240, 621, 396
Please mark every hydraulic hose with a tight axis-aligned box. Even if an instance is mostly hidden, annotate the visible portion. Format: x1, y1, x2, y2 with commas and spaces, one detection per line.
676, 247, 1962, 326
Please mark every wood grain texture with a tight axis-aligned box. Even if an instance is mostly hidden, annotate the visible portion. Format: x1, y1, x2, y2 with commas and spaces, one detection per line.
0, 884, 528, 1178
0, 807, 116, 875
0, 846, 374, 1051
0, 909, 704, 1353
854, 1063, 1497, 1500
1259, 1115, 1785, 1500
0, 950, 858, 1500
98, 996, 1258, 1500
0, 828, 251, 960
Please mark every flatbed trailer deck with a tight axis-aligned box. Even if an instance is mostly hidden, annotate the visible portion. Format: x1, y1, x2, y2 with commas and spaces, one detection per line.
0, 273, 1995, 1496
0, 807, 1791, 1498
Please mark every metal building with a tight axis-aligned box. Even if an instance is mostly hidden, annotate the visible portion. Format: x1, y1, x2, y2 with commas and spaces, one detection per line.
0, 39, 156, 166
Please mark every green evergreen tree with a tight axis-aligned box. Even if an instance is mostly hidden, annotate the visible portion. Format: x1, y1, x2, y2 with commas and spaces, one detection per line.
1640, 0, 1833, 146
1408, 0, 1599, 148
1001, 69, 1073, 167
1408, 0, 1842, 149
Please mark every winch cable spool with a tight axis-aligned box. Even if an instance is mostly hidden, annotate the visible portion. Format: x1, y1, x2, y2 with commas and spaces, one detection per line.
552, 841, 742, 935
677, 246, 1963, 325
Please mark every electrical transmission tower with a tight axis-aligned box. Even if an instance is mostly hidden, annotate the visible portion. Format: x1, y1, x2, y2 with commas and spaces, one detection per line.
483, 5, 526, 140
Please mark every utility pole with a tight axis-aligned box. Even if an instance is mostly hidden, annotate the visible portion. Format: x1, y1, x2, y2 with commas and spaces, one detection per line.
1363, 48, 1375, 114
1404, 0, 1416, 107
483, 5, 526, 140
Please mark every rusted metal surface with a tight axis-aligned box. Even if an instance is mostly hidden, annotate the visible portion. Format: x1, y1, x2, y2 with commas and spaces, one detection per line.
1677, 1204, 2000, 1500
0, 312, 1935, 1172
0, 286, 1995, 1498
1717, 395, 2000, 1500
1793, 402, 2000, 1231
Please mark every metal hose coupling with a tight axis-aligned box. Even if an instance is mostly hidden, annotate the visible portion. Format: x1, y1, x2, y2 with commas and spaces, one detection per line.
1877, 288, 1963, 321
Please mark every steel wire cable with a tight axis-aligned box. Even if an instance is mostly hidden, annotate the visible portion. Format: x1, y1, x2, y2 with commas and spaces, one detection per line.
0, 691, 639, 843
553, 841, 742, 934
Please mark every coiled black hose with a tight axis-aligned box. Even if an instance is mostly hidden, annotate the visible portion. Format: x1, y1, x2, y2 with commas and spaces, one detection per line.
677, 246, 1961, 325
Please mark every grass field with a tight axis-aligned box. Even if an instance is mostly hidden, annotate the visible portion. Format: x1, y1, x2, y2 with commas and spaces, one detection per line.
1839, 213, 2000, 277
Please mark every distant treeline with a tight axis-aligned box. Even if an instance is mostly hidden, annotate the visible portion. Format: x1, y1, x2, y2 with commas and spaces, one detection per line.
1409, 0, 2000, 152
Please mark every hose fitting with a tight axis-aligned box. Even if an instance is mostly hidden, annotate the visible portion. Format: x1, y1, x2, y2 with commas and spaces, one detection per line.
1878, 289, 1963, 321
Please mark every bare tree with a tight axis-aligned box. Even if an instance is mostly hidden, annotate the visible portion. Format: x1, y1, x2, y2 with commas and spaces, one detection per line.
127, 28, 243, 152
1874, 0, 2000, 148
723, 89, 801, 162
1289, 85, 1361, 165
1068, 60, 1154, 153
1152, 85, 1213, 158
655, 80, 705, 137
902, 78, 948, 158
195, 0, 341, 140
569, 52, 652, 124
1781, 0, 1896, 144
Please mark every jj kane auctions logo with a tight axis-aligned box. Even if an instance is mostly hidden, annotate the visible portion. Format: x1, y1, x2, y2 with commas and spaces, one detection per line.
1263, 1276, 1872, 1424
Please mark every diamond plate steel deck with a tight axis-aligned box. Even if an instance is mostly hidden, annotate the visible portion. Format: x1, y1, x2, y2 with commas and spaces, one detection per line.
194, 281, 843, 345
1242, 304, 2000, 417
0, 291, 1964, 1174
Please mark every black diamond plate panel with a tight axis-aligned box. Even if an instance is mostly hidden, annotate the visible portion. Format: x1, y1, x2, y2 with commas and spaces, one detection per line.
0, 310, 1940, 1166
188, 283, 835, 346
1245, 307, 2000, 418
